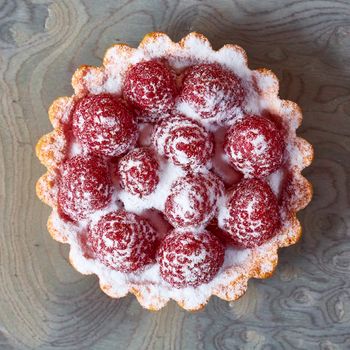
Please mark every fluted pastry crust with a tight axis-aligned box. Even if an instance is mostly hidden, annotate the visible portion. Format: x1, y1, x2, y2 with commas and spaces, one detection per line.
36, 32, 313, 311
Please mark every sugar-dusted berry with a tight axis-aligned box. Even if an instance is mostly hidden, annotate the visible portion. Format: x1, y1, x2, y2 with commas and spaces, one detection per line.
158, 230, 224, 288
152, 115, 213, 169
72, 93, 138, 157
58, 155, 113, 221
123, 60, 177, 121
87, 210, 158, 272
218, 178, 280, 248
224, 115, 285, 178
207, 218, 235, 246
118, 148, 160, 196
164, 171, 224, 228
179, 63, 245, 123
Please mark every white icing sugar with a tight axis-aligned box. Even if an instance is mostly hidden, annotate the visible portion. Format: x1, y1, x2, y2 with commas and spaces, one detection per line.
69, 140, 82, 157
217, 199, 230, 229
48, 33, 309, 309
255, 71, 278, 93
163, 171, 223, 229
88, 191, 121, 227
250, 133, 268, 155
40, 131, 66, 167
152, 115, 214, 169
117, 160, 185, 214
267, 168, 285, 198
84, 70, 106, 95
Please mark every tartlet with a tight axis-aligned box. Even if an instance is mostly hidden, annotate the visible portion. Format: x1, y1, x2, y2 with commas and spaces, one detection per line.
36, 32, 313, 311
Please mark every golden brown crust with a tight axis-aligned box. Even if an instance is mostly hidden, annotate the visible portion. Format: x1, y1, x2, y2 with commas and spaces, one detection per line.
72, 65, 107, 96
36, 172, 58, 208
222, 44, 248, 64
178, 32, 212, 49
254, 68, 279, 96
103, 43, 134, 68
47, 212, 67, 243
48, 96, 75, 128
36, 32, 313, 311
36, 129, 67, 169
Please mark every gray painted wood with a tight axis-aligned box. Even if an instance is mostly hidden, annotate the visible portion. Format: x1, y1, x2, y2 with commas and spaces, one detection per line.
0, 0, 349, 349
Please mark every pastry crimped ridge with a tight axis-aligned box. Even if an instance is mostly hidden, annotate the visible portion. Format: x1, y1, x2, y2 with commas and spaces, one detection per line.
36, 32, 313, 311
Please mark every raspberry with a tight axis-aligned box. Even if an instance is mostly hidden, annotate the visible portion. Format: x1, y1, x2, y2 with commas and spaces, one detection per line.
152, 115, 213, 169
158, 230, 224, 288
164, 172, 224, 228
72, 94, 138, 157
118, 148, 160, 196
87, 210, 158, 272
224, 115, 285, 178
207, 218, 235, 246
219, 178, 280, 248
58, 155, 113, 221
179, 63, 245, 123
123, 60, 177, 121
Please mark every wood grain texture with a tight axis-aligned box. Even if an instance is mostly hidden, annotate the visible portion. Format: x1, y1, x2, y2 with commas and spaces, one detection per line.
0, 0, 349, 349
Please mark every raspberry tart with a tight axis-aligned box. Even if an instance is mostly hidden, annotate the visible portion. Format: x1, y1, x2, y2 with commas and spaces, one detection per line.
36, 32, 313, 310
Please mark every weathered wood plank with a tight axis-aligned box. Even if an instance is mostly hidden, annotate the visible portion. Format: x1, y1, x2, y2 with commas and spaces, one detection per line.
0, 0, 349, 349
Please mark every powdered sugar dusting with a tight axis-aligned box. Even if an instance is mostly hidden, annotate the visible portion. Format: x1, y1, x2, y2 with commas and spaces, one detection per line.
118, 160, 185, 214
158, 230, 225, 288
164, 172, 224, 228
72, 94, 138, 157
267, 168, 285, 198
118, 148, 160, 196
40, 32, 312, 310
38, 130, 67, 168
218, 179, 280, 247
87, 210, 157, 272
152, 115, 214, 169
224, 115, 285, 178
84, 69, 106, 95
177, 63, 245, 125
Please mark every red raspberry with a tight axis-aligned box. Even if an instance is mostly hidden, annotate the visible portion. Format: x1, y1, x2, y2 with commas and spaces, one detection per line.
219, 178, 280, 248
152, 115, 213, 169
158, 230, 224, 288
224, 115, 285, 178
72, 94, 138, 157
207, 218, 235, 246
118, 148, 160, 196
165, 172, 224, 228
123, 60, 177, 121
87, 210, 158, 272
179, 63, 245, 123
58, 155, 113, 221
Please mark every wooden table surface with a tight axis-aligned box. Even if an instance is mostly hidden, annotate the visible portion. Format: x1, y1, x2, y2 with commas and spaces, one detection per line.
1, 0, 349, 349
